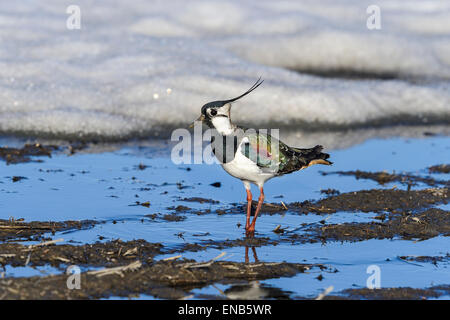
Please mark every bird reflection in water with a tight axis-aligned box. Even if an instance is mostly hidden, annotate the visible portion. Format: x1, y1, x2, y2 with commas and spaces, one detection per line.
245, 245, 259, 264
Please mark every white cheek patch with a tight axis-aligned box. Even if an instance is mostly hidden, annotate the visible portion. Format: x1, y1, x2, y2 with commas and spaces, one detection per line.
211, 116, 234, 135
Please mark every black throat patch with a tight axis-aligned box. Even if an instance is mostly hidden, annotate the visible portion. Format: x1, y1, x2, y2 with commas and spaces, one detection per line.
210, 130, 241, 164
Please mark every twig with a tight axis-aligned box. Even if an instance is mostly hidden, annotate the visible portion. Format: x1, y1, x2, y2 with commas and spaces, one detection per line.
316, 286, 334, 300
123, 247, 138, 256
183, 252, 226, 269
0, 226, 52, 230
25, 251, 31, 266
162, 255, 182, 261
55, 256, 70, 263
87, 260, 142, 278
27, 238, 63, 249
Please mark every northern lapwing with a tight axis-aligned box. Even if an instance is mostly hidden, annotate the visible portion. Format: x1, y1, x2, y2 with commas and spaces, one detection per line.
192, 78, 332, 237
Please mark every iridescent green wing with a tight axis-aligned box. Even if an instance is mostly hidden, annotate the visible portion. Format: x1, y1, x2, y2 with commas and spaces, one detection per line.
241, 131, 291, 170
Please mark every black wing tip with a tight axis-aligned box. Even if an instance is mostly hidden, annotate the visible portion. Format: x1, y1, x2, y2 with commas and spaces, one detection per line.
312, 145, 332, 163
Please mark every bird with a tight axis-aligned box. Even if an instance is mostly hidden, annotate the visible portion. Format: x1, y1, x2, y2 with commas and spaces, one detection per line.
191, 78, 332, 237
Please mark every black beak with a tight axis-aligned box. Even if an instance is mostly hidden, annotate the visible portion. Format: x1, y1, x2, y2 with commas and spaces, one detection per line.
189, 114, 205, 128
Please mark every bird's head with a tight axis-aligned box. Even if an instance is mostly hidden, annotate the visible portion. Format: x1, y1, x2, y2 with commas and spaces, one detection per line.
190, 77, 263, 128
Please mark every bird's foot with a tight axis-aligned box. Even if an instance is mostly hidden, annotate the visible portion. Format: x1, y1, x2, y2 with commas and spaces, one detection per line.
245, 225, 255, 238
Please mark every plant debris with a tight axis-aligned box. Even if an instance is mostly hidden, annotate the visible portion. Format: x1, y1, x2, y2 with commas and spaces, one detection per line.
330, 285, 450, 300
308, 208, 450, 242
428, 164, 450, 174
0, 239, 163, 268
181, 197, 219, 204
0, 259, 328, 300
290, 188, 448, 214
0, 144, 57, 164
322, 169, 449, 187
0, 219, 98, 242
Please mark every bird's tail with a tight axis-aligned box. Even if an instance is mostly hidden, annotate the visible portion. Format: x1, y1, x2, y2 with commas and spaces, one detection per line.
291, 145, 332, 167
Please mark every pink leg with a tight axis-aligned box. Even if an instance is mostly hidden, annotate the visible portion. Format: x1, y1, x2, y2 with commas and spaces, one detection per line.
246, 187, 264, 237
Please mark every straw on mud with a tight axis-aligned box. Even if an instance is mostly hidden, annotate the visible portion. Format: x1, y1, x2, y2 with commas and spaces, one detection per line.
88, 260, 142, 278
25, 251, 31, 266
0, 225, 52, 229
263, 202, 285, 209
273, 225, 288, 234
162, 255, 182, 261
249, 262, 282, 268
410, 217, 423, 224
55, 256, 70, 263
21, 239, 64, 266
123, 247, 138, 256
27, 238, 63, 248
316, 286, 333, 300
183, 252, 226, 269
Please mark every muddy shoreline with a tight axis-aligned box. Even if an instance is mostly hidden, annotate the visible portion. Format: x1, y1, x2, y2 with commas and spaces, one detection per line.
0, 168, 448, 299
1, 142, 448, 300
0, 259, 330, 300
0, 219, 98, 242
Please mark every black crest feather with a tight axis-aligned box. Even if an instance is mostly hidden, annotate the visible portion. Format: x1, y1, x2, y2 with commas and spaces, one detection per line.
202, 77, 264, 113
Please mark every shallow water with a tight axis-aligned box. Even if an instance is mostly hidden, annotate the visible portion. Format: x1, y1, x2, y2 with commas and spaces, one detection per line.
1, 135, 449, 299
184, 236, 449, 299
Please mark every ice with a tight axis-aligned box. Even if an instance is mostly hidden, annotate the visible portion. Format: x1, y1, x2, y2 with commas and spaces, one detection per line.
0, 0, 449, 141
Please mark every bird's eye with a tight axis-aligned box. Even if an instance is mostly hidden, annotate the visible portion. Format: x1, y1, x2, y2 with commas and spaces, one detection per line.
210, 109, 217, 116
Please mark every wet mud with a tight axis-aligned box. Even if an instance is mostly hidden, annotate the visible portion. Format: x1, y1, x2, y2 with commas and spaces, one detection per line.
429, 164, 450, 174
1, 154, 449, 299
0, 239, 162, 268
322, 169, 449, 187
0, 219, 97, 242
0, 144, 57, 164
307, 208, 450, 242
398, 253, 449, 265
184, 187, 448, 217
329, 285, 450, 300
290, 187, 448, 215
0, 182, 450, 299
0, 142, 93, 165
0, 258, 327, 300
